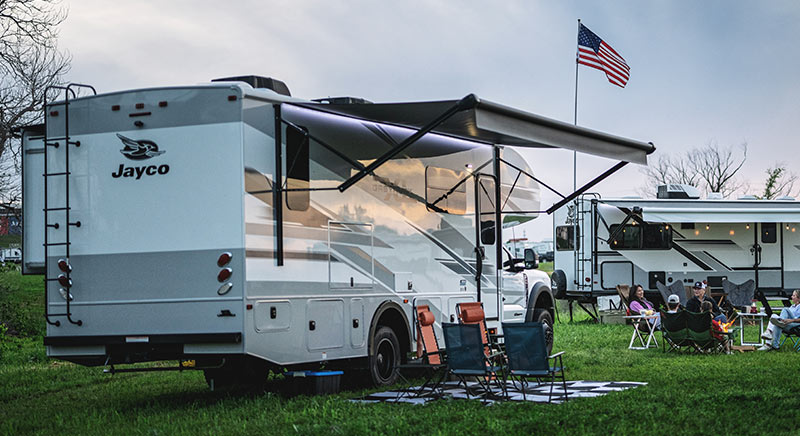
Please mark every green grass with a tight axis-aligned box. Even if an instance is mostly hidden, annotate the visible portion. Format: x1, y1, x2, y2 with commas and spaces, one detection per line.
0, 234, 21, 248
2, 270, 800, 435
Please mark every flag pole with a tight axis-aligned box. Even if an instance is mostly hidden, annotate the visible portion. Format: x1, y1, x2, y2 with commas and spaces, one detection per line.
573, 18, 580, 192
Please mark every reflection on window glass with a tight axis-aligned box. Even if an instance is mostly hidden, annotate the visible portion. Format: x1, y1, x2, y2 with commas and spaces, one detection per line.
556, 225, 579, 251
762, 223, 777, 244
425, 166, 467, 215
286, 125, 309, 211
609, 223, 672, 250
479, 178, 496, 245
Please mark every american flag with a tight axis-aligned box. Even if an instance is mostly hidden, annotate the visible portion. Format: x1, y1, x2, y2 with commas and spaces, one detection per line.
577, 23, 630, 88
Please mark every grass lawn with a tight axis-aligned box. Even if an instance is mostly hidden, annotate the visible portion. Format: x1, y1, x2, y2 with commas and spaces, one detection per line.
2, 270, 799, 436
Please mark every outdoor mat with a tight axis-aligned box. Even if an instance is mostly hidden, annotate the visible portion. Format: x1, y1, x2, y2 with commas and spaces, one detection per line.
352, 380, 646, 404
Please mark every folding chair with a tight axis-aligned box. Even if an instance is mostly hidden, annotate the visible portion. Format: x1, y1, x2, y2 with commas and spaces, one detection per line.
686, 311, 732, 353
724, 279, 755, 310
398, 305, 447, 398
616, 284, 632, 315
660, 310, 690, 352
502, 322, 567, 403
441, 323, 506, 401
779, 325, 800, 351
456, 302, 493, 356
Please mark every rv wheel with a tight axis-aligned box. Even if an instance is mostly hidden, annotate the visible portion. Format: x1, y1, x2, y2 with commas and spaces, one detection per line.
533, 309, 554, 355
369, 326, 400, 386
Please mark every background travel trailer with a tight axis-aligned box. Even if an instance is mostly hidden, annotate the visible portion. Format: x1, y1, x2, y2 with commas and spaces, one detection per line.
22, 76, 653, 388
553, 185, 799, 315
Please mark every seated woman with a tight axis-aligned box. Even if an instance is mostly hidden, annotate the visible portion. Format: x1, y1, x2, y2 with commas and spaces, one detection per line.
628, 284, 661, 329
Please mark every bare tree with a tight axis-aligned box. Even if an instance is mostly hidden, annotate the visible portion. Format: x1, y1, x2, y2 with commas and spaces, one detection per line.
0, 0, 70, 207
757, 164, 799, 200
688, 141, 747, 198
640, 141, 748, 198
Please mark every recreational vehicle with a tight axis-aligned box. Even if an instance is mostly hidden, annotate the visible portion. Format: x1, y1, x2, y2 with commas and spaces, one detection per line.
21, 76, 654, 388
553, 185, 799, 315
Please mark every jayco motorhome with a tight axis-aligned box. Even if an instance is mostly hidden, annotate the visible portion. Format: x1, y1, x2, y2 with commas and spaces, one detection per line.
553, 186, 799, 315
22, 76, 654, 388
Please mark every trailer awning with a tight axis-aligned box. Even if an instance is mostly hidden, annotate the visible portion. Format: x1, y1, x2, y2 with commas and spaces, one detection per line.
602, 199, 800, 223
290, 95, 655, 165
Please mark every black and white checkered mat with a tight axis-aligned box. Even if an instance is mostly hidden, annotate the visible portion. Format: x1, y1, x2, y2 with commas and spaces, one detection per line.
352, 380, 646, 404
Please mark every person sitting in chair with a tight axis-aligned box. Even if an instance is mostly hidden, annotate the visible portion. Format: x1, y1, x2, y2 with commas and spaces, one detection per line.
702, 301, 731, 353
628, 284, 660, 329
759, 289, 800, 351
666, 294, 681, 313
686, 282, 726, 322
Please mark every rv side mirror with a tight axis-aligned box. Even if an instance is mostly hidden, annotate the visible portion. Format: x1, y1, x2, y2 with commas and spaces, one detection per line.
524, 248, 538, 269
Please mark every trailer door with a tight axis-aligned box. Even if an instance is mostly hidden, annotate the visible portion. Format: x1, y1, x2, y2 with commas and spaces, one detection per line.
475, 174, 499, 319
754, 223, 783, 292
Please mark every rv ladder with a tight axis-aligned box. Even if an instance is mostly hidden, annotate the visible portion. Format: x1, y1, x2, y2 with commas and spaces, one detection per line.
42, 83, 96, 327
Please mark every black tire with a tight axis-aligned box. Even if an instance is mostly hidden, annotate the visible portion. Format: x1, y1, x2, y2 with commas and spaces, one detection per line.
369, 326, 401, 386
533, 309, 554, 355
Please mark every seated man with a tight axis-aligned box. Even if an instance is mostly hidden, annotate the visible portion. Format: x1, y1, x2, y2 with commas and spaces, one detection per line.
686, 282, 726, 322
666, 294, 681, 313
759, 289, 800, 351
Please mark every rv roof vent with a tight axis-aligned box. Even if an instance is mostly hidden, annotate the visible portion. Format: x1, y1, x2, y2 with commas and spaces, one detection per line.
211, 75, 291, 96
656, 184, 701, 199
707, 192, 723, 200
777, 196, 796, 201
738, 195, 758, 200
312, 96, 373, 105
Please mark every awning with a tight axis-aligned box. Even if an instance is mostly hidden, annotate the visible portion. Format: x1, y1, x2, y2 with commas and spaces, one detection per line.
602, 199, 800, 223
290, 94, 655, 165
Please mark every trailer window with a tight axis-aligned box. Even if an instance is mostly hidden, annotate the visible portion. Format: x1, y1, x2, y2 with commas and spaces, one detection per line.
556, 225, 579, 251
762, 223, 777, 244
609, 223, 672, 250
478, 177, 496, 245
425, 166, 467, 215
609, 224, 640, 249
286, 125, 309, 211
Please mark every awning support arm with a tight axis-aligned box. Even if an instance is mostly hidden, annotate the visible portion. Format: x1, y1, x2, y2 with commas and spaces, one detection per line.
546, 161, 628, 215
337, 94, 479, 192
499, 158, 566, 199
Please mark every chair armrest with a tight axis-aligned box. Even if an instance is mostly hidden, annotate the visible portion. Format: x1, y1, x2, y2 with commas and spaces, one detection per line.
548, 351, 565, 359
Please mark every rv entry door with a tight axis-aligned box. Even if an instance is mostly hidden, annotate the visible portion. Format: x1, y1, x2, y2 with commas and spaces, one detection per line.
475, 174, 499, 319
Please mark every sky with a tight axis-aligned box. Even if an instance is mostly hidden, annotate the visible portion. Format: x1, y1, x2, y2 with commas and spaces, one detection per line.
56, 0, 800, 241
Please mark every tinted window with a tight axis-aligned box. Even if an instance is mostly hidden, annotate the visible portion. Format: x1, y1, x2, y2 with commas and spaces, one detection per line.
286, 125, 309, 211
425, 166, 467, 215
762, 223, 777, 244
556, 225, 579, 251
609, 223, 671, 250
478, 177, 496, 245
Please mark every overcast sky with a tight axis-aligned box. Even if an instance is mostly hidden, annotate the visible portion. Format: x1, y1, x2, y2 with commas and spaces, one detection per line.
58, 0, 800, 240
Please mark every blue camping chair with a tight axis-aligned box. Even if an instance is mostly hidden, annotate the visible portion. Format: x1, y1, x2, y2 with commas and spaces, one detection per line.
441, 323, 506, 400
502, 322, 568, 403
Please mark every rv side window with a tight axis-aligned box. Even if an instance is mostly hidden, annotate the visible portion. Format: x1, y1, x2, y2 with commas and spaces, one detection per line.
286, 125, 310, 211
642, 224, 672, 249
609, 224, 640, 249
556, 225, 579, 251
610, 224, 672, 249
478, 177, 496, 245
425, 166, 467, 215
762, 223, 777, 243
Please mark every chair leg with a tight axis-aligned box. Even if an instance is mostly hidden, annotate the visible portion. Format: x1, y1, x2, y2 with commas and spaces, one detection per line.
561, 372, 569, 402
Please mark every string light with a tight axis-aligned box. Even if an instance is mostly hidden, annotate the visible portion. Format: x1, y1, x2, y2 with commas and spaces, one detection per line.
705, 224, 710, 230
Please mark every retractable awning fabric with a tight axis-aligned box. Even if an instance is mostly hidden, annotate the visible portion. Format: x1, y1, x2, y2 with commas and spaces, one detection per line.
290, 95, 655, 165
602, 199, 800, 223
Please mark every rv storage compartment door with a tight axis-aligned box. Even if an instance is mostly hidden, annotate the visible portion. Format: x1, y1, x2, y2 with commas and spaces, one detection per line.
306, 299, 345, 351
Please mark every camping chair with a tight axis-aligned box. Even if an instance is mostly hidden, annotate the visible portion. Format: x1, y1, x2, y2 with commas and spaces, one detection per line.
656, 281, 689, 306
779, 325, 800, 351
660, 310, 690, 352
441, 323, 506, 401
616, 284, 632, 315
456, 302, 495, 357
502, 322, 568, 403
686, 311, 732, 353
724, 279, 755, 311
398, 305, 447, 397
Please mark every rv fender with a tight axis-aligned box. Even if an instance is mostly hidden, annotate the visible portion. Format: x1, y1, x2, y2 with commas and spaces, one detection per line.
551, 269, 568, 299
366, 301, 411, 386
